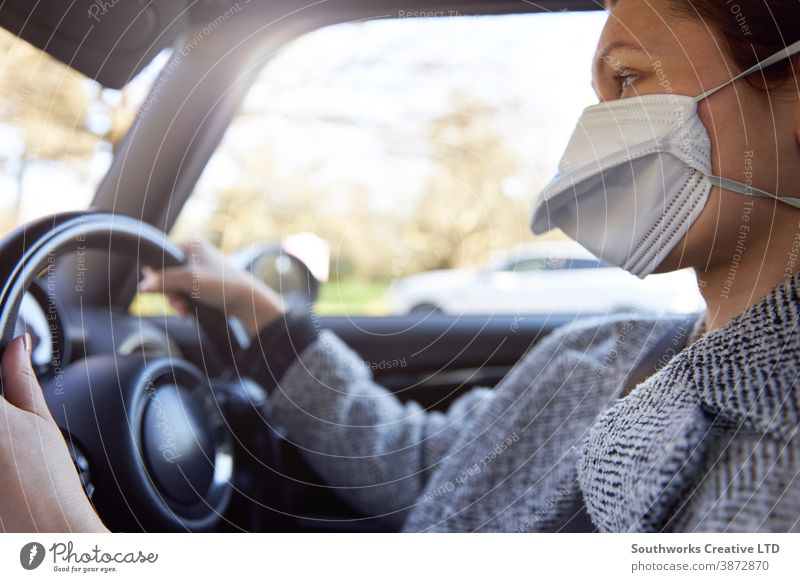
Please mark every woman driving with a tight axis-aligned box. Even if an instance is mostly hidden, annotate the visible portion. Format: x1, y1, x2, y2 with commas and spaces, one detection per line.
2, 0, 799, 532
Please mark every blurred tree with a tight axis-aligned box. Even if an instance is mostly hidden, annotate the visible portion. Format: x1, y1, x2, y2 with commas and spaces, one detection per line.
402, 91, 529, 274
191, 143, 333, 251
177, 90, 532, 285
0, 30, 132, 223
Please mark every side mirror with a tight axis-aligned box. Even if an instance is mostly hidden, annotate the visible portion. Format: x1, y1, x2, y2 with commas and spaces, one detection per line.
232, 244, 322, 313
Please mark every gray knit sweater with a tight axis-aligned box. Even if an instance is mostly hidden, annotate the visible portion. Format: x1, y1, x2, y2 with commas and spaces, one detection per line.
267, 274, 800, 532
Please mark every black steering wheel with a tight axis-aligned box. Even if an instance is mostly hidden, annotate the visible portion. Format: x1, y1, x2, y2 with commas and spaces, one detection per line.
0, 212, 239, 531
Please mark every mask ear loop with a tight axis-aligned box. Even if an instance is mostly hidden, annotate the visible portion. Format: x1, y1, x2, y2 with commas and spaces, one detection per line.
706, 175, 800, 210
694, 38, 800, 102
695, 39, 800, 208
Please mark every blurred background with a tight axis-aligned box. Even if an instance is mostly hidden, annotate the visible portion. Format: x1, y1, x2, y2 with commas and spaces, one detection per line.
1, 12, 702, 317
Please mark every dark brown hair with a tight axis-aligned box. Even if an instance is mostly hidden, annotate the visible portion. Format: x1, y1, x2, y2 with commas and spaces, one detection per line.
669, 0, 800, 85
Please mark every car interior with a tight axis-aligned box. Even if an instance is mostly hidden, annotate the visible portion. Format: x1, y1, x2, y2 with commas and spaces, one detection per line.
0, 0, 619, 532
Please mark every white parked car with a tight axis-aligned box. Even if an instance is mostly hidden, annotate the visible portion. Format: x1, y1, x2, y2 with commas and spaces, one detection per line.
388, 241, 705, 317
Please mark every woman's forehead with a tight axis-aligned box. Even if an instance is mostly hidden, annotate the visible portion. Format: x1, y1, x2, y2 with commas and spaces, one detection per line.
600, 2, 674, 53
598, 1, 713, 62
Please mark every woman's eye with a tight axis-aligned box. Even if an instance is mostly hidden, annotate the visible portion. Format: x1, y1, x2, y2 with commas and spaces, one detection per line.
618, 71, 640, 93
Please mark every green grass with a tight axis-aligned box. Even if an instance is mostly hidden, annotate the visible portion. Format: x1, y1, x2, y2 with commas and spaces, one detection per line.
316, 281, 390, 316
130, 280, 391, 318
129, 292, 174, 317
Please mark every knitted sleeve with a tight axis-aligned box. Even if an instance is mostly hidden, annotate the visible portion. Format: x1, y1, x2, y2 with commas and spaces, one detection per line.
235, 311, 321, 396
266, 330, 493, 528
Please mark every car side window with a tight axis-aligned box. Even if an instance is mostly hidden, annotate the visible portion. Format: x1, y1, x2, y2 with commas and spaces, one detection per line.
505, 259, 547, 272
173, 13, 610, 317
563, 259, 605, 270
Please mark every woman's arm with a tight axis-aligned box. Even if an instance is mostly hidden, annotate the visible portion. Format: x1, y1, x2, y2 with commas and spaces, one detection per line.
263, 323, 491, 528
138, 239, 286, 337
146, 241, 493, 527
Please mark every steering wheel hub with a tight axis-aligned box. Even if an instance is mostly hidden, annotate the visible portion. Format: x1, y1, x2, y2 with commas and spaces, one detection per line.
142, 383, 217, 503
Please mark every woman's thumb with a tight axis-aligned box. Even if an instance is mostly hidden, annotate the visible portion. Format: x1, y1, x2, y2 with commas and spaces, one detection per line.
0, 335, 50, 418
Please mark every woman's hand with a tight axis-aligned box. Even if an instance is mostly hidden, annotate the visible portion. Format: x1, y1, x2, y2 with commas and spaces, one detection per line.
138, 240, 285, 337
0, 335, 108, 532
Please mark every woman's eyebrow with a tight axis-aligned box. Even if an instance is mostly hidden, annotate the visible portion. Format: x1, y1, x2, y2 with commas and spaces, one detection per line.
597, 40, 648, 59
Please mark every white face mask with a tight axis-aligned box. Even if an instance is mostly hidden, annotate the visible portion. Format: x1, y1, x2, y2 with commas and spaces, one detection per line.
531, 40, 800, 278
